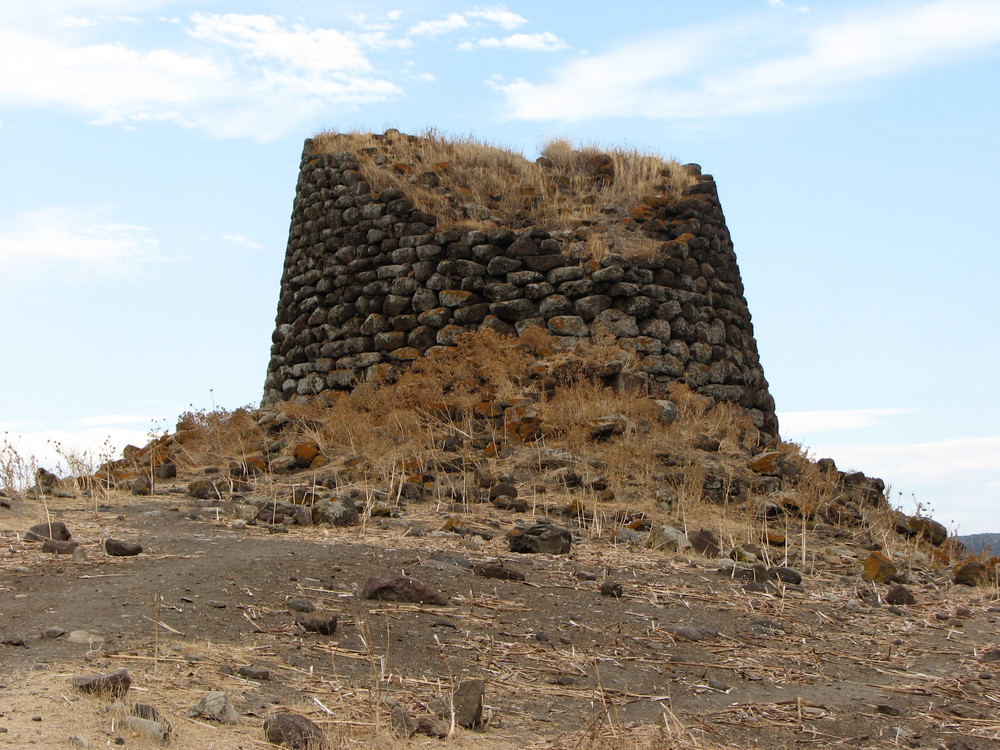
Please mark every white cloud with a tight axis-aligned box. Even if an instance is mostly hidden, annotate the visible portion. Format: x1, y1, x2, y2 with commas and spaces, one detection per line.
765, 0, 810, 10
494, 0, 1000, 121
0, 14, 403, 141
467, 7, 528, 30
55, 13, 142, 27
408, 13, 469, 36
461, 31, 568, 52
188, 13, 370, 72
778, 408, 914, 434
222, 234, 263, 249
0, 207, 159, 282
802, 436, 1000, 534
0, 29, 227, 113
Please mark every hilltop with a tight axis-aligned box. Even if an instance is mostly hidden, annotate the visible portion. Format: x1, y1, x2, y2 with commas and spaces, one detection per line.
2, 330, 998, 749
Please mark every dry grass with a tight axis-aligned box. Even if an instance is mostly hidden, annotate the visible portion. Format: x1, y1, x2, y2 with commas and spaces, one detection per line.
150, 328, 913, 566
309, 129, 696, 229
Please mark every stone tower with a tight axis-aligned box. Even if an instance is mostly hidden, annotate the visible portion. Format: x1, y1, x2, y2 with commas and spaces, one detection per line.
264, 131, 778, 436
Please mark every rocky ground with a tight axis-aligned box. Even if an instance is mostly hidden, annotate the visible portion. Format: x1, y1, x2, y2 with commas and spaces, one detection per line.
2, 472, 998, 749
2, 338, 998, 749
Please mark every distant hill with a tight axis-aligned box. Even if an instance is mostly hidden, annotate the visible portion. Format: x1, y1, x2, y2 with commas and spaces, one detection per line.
955, 533, 1000, 554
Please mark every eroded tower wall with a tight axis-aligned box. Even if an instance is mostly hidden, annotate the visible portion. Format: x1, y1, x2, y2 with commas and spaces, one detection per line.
264, 137, 778, 436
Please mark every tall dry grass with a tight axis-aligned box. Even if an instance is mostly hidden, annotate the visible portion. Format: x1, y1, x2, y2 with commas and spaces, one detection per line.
309, 130, 696, 229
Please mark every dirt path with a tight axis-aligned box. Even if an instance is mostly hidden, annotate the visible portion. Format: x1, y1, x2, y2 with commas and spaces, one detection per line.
2, 492, 999, 749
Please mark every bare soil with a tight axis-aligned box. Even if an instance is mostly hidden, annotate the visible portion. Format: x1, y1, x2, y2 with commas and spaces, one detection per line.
2, 486, 998, 750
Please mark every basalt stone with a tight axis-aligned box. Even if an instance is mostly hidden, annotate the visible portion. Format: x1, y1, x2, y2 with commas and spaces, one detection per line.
362, 575, 449, 605
295, 613, 339, 635
25, 521, 72, 542
490, 298, 538, 323
189, 691, 240, 724
510, 523, 572, 555
42, 539, 79, 554
72, 669, 131, 698
105, 538, 143, 556
263, 712, 325, 749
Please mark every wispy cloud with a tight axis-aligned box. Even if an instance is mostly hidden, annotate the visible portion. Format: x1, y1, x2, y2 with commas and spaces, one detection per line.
460, 31, 568, 52
778, 408, 914, 434
766, 0, 810, 11
0, 206, 159, 282
222, 233, 263, 249
493, 0, 1000, 121
0, 14, 403, 141
55, 13, 142, 28
188, 13, 370, 72
408, 13, 469, 36
466, 7, 528, 30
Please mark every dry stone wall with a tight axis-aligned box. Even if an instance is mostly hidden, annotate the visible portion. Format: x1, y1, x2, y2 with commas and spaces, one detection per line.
264, 137, 778, 436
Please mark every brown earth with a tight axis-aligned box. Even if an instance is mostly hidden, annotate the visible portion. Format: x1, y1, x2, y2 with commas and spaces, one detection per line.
2, 482, 998, 750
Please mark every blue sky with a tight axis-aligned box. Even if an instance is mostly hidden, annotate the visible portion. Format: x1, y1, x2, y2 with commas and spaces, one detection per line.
1, 0, 998, 532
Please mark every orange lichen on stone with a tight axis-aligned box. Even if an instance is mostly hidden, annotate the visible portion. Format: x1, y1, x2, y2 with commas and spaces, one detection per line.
292, 442, 321, 467
862, 551, 898, 583
629, 204, 656, 222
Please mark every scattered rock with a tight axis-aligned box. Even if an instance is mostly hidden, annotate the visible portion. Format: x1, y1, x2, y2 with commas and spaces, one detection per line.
587, 413, 632, 441
886, 584, 916, 605
118, 716, 169, 744
768, 566, 802, 585
748, 451, 782, 475
187, 479, 224, 500
599, 580, 623, 598
432, 679, 485, 729
707, 676, 732, 692
34, 467, 61, 491
953, 561, 991, 586
295, 613, 338, 635
42, 539, 79, 554
153, 462, 177, 480
509, 523, 572, 555
687, 529, 720, 557
122, 704, 172, 744
238, 665, 270, 681
131, 476, 152, 496
472, 562, 525, 581
614, 528, 642, 545
665, 624, 717, 642
41, 627, 67, 639
390, 704, 418, 737
189, 691, 240, 724
291, 442, 322, 469
263, 712, 325, 749
25, 522, 71, 542
287, 598, 316, 613
647, 524, 691, 552
861, 552, 900, 584
312, 496, 359, 527
362, 575, 449, 605
71, 669, 131, 698
908, 515, 947, 546
105, 539, 143, 556
415, 715, 449, 738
